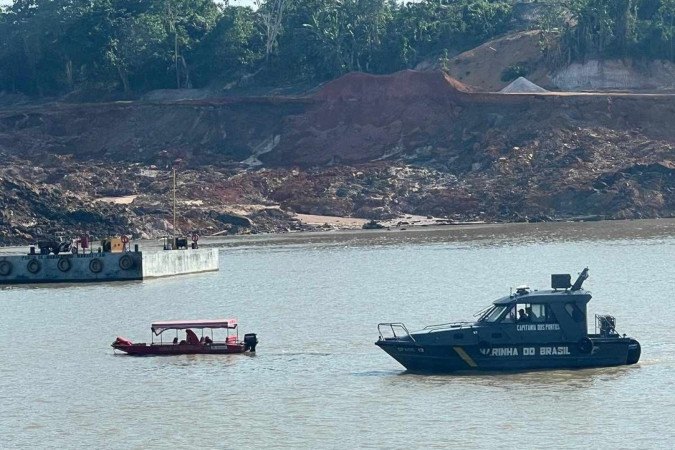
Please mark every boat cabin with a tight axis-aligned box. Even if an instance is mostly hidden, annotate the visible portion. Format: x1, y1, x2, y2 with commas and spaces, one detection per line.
474, 269, 591, 344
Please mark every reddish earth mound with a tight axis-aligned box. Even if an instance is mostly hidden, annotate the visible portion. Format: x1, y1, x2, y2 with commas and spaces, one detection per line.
266, 70, 472, 166
314, 70, 473, 102
265, 69, 675, 168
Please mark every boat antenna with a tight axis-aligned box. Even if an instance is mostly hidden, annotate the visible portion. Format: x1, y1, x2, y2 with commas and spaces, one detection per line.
571, 267, 589, 291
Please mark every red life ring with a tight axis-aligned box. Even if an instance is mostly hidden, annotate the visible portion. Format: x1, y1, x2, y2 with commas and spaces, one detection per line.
191, 234, 199, 243
121, 235, 130, 244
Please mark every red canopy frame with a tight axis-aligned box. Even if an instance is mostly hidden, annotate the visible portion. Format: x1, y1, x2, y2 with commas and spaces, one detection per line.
151, 319, 238, 335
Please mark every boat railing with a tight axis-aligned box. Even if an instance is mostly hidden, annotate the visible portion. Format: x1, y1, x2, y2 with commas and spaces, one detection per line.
377, 323, 416, 343
423, 321, 473, 331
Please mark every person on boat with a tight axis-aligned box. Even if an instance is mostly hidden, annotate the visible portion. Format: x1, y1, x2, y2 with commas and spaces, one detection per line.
173, 337, 178, 344
518, 309, 530, 322
204, 336, 213, 345
185, 329, 200, 345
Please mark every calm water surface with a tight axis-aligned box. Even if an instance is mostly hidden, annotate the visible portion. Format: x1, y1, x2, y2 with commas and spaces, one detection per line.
1, 220, 674, 449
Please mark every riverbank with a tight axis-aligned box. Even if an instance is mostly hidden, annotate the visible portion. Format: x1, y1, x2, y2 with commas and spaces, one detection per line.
2, 218, 674, 255
213, 217, 675, 247
0, 70, 673, 246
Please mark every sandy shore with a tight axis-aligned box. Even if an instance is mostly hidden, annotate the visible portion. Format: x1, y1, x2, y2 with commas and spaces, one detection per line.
294, 214, 369, 228
294, 213, 484, 230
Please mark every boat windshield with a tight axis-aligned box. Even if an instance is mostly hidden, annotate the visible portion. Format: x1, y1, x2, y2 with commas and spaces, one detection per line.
478, 305, 507, 322
473, 305, 492, 320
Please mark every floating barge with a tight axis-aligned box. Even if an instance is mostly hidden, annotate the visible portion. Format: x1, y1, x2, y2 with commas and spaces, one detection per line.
0, 236, 218, 284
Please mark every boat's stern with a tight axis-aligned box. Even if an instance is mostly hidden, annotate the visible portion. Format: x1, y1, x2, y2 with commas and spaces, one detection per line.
244, 333, 258, 352
626, 338, 641, 365
594, 314, 641, 365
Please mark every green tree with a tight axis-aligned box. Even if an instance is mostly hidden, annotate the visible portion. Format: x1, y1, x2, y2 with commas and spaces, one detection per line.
556, 0, 675, 62
153, 0, 220, 88
191, 6, 263, 86
656, 0, 675, 59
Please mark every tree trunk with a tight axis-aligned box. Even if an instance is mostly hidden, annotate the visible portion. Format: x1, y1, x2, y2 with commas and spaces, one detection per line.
175, 31, 180, 88
671, 15, 674, 61
257, 0, 286, 63
180, 54, 191, 89
116, 64, 130, 93
23, 36, 39, 96
65, 59, 74, 91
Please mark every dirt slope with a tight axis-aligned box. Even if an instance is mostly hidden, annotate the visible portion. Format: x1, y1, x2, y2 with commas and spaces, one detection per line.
432, 30, 550, 92
266, 71, 472, 165
0, 98, 309, 166
0, 69, 673, 244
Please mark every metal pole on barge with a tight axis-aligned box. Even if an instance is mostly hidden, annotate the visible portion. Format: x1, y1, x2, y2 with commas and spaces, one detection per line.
173, 167, 176, 239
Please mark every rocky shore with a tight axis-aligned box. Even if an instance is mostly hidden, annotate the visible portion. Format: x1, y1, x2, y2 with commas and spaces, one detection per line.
0, 70, 673, 245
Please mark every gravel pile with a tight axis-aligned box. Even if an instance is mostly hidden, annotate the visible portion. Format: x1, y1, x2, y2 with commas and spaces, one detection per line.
500, 77, 549, 93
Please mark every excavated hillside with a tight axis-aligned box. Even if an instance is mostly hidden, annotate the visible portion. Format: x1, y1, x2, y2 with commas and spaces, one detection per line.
0, 70, 673, 244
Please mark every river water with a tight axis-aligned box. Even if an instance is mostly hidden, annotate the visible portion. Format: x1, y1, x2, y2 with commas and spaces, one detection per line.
1, 220, 674, 449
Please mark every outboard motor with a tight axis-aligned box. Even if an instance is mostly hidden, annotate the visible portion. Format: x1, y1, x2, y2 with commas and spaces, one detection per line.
597, 315, 617, 337
244, 333, 258, 352
627, 339, 641, 365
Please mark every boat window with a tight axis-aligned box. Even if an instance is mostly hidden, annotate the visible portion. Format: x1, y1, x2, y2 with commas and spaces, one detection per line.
502, 305, 516, 323
529, 304, 555, 323
505, 303, 558, 324
544, 306, 558, 323
505, 303, 532, 323
483, 306, 507, 322
527, 304, 542, 322
565, 303, 584, 323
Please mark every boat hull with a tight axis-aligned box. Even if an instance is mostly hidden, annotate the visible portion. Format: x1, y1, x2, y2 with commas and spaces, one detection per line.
376, 338, 640, 373
113, 342, 248, 356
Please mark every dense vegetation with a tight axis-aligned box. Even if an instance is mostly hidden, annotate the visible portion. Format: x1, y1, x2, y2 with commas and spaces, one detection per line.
0, 0, 514, 96
542, 0, 675, 64
0, 0, 673, 98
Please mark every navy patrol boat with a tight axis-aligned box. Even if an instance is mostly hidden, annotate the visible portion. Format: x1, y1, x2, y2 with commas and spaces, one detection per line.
376, 268, 641, 372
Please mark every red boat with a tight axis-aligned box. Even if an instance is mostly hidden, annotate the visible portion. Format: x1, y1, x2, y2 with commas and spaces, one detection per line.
112, 319, 258, 356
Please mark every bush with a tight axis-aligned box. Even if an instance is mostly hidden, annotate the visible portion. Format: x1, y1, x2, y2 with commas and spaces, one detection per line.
501, 63, 530, 82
